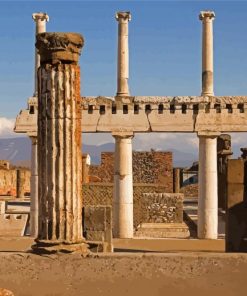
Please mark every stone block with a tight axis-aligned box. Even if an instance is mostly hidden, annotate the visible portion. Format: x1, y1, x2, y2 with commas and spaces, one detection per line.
135, 223, 190, 238
226, 159, 247, 252
83, 205, 113, 252
227, 159, 244, 184
0, 214, 28, 237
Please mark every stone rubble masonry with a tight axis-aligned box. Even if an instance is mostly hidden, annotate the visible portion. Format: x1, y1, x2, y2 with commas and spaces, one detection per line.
141, 193, 183, 224
33, 32, 88, 254
0, 169, 30, 197
89, 151, 173, 192
83, 183, 167, 230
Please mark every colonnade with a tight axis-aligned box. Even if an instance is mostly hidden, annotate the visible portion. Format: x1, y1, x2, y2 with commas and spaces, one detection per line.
29, 10, 219, 249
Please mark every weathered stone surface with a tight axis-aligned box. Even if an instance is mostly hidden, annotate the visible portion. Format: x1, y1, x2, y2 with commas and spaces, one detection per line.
141, 193, 183, 223
135, 223, 190, 238
82, 183, 168, 229
34, 32, 87, 253
226, 159, 247, 252
36, 32, 84, 64
15, 95, 247, 134
217, 134, 232, 209
83, 205, 112, 252
89, 151, 173, 191
0, 169, 30, 197
0, 214, 28, 237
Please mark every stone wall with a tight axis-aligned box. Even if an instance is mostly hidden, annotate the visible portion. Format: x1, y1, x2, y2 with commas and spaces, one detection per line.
0, 169, 30, 196
89, 151, 173, 192
180, 184, 198, 198
83, 183, 167, 229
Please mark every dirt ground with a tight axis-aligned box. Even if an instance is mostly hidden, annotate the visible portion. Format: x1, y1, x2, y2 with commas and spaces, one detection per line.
0, 252, 247, 296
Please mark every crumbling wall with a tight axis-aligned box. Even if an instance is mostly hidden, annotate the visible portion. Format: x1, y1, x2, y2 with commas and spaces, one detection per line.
83, 183, 167, 229
0, 169, 30, 196
89, 151, 173, 192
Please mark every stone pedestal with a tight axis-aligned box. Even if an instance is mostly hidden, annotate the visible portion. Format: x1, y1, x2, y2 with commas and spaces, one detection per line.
198, 134, 218, 239
116, 11, 131, 96
199, 11, 215, 96
32, 32, 88, 254
113, 132, 134, 238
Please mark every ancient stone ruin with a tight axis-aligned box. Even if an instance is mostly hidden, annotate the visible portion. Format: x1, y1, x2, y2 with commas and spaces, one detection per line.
9, 9, 247, 253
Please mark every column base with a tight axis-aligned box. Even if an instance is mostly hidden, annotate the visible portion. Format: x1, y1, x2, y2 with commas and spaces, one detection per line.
31, 239, 90, 255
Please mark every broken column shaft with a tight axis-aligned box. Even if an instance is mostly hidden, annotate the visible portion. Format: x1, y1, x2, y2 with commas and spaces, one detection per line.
199, 11, 215, 96
33, 32, 87, 253
116, 11, 131, 96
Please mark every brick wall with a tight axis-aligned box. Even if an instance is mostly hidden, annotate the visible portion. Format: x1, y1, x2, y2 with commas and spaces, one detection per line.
89, 150, 173, 192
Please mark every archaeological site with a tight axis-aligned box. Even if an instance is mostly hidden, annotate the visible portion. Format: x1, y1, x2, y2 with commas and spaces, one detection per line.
1, 5, 247, 296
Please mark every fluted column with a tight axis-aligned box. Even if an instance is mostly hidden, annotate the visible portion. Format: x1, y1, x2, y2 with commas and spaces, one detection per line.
116, 11, 131, 96
32, 32, 87, 253
32, 12, 49, 97
113, 132, 134, 238
30, 136, 38, 237
199, 11, 215, 96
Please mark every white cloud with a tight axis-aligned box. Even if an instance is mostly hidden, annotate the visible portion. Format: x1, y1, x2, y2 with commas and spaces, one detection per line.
0, 117, 17, 138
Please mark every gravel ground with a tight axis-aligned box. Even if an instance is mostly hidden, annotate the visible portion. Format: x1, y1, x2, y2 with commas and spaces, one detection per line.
0, 252, 246, 296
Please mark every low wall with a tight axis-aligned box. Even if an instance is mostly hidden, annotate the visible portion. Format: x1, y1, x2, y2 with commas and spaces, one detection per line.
83, 183, 167, 229
0, 169, 30, 196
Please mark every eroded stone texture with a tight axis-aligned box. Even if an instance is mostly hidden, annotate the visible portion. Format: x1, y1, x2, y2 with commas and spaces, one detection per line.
226, 158, 247, 252
89, 151, 173, 191
135, 193, 189, 238
83, 205, 113, 252
36, 32, 84, 64
33, 32, 88, 253
217, 134, 232, 210
141, 193, 183, 223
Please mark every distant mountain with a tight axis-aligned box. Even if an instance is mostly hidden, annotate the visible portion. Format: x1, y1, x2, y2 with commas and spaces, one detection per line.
0, 137, 31, 167
0, 137, 198, 168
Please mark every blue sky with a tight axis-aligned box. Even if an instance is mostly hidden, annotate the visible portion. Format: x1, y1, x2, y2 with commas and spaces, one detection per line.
0, 0, 247, 157
1, 0, 247, 118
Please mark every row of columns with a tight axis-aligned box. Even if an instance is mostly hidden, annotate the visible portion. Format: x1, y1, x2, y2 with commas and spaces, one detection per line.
114, 10, 219, 239
30, 10, 219, 251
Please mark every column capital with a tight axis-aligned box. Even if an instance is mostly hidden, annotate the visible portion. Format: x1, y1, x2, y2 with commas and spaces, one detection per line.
32, 12, 49, 22
115, 11, 131, 22
112, 131, 134, 139
36, 32, 84, 64
199, 11, 215, 22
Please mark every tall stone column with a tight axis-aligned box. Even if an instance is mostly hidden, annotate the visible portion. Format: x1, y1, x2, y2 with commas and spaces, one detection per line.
32, 12, 49, 97
198, 133, 218, 239
29, 136, 38, 237
32, 32, 88, 253
116, 11, 131, 96
113, 132, 134, 238
199, 11, 215, 96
